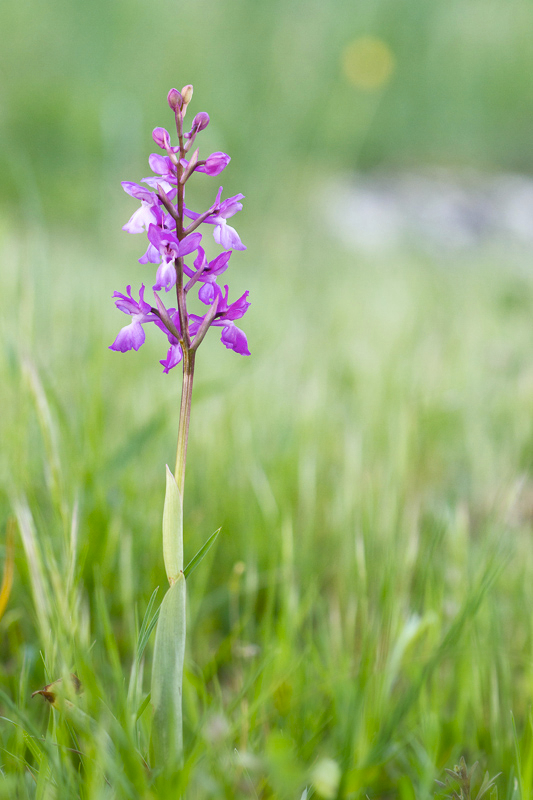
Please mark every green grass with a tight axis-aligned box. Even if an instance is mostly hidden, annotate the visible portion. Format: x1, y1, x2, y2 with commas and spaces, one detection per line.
2, 206, 533, 796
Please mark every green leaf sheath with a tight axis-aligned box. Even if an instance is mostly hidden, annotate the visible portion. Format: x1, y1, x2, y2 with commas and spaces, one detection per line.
151, 574, 186, 767
162, 465, 183, 583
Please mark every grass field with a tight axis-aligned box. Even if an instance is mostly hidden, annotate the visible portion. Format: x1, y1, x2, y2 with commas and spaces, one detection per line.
2, 0, 533, 797
2, 215, 533, 797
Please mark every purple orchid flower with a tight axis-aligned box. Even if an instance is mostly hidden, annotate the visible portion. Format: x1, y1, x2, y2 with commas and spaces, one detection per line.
137, 207, 178, 265
109, 285, 156, 352
155, 308, 205, 373
160, 342, 183, 373
213, 283, 251, 321
186, 247, 232, 305
198, 152, 230, 176
121, 182, 163, 234
154, 310, 183, 373
147, 226, 202, 291
192, 152, 231, 177
206, 188, 247, 250
189, 284, 250, 356
212, 285, 251, 355
185, 188, 246, 251
142, 153, 178, 190
217, 322, 250, 355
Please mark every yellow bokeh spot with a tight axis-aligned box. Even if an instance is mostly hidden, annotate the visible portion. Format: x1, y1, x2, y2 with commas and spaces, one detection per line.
342, 36, 395, 91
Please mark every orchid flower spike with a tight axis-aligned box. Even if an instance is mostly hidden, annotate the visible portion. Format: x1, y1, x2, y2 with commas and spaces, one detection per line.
111, 86, 250, 372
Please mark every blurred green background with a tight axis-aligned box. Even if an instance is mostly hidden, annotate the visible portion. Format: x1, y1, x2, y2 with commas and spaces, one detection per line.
2, 0, 533, 227
2, 0, 533, 797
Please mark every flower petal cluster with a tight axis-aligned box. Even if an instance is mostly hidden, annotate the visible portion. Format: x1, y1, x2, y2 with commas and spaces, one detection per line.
110, 87, 250, 371
192, 284, 251, 355
184, 187, 246, 250
109, 285, 157, 352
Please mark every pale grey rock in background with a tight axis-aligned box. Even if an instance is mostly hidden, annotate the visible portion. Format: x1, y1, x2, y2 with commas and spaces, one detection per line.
324, 170, 533, 257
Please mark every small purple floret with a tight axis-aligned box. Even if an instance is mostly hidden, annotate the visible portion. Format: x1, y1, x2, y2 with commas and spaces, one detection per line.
219, 322, 250, 355
196, 152, 231, 177
184, 189, 246, 251
109, 285, 156, 353
152, 127, 171, 149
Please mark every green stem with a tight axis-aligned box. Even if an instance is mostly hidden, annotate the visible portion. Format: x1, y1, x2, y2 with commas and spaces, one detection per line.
174, 348, 195, 494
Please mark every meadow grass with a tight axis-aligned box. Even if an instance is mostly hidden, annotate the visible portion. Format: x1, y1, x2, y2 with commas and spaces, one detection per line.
1, 203, 533, 797
2, 0, 533, 796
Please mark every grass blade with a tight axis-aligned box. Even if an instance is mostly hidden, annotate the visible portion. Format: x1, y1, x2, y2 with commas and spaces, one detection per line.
184, 528, 221, 579
0, 518, 15, 622
136, 587, 160, 665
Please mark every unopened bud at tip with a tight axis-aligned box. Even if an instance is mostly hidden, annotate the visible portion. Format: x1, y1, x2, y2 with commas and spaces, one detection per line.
181, 84, 194, 105
167, 88, 183, 111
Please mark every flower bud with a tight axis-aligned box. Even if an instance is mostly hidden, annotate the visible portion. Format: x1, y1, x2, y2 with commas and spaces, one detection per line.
152, 127, 171, 149
167, 88, 183, 111
197, 151, 231, 177
180, 84, 194, 118
192, 112, 210, 132
180, 85, 193, 105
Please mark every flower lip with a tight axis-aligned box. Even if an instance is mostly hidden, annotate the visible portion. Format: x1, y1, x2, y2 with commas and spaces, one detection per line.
220, 322, 250, 355
160, 343, 183, 373
109, 284, 157, 353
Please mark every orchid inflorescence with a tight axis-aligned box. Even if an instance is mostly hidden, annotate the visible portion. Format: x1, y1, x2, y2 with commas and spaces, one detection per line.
110, 85, 250, 373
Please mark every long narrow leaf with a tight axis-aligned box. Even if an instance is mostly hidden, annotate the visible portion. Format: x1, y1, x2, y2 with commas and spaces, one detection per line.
137, 609, 160, 666
136, 692, 151, 723
184, 528, 221, 579
136, 587, 160, 665
138, 587, 159, 646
